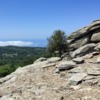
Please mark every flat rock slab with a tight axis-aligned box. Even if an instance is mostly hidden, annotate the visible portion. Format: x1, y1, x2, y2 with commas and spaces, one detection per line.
71, 43, 95, 58
69, 66, 85, 73
34, 57, 47, 63
72, 57, 84, 64
69, 73, 87, 85
57, 61, 76, 71
83, 75, 95, 80
42, 63, 56, 68
47, 57, 61, 63
88, 70, 100, 76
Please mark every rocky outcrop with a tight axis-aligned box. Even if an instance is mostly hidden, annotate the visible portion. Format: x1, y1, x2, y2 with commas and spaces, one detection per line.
68, 20, 100, 50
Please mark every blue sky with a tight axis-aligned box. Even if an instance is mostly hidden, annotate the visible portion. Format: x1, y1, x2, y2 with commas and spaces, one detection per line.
0, 0, 100, 46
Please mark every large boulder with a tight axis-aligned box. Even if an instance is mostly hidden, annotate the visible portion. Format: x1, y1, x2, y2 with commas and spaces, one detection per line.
71, 43, 96, 58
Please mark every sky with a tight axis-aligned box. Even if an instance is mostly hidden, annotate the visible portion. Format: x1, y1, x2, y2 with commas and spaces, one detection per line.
0, 0, 100, 47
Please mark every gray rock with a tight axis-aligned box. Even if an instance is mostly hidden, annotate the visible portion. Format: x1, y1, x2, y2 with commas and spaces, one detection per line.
61, 52, 71, 61
69, 73, 87, 85
72, 57, 84, 64
67, 20, 100, 50
83, 76, 95, 80
94, 43, 100, 50
71, 43, 96, 58
81, 53, 93, 59
67, 26, 89, 42
96, 56, 100, 63
61, 53, 68, 58
70, 35, 90, 49
34, 57, 47, 63
47, 57, 61, 63
88, 69, 100, 76
42, 63, 56, 68
67, 20, 100, 42
69, 66, 84, 73
91, 32, 100, 42
57, 61, 76, 71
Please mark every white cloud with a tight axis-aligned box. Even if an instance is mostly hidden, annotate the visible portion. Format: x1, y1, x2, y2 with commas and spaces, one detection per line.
0, 41, 33, 47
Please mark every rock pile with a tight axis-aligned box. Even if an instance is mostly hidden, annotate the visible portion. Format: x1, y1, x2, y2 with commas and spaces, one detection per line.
67, 20, 100, 50
0, 20, 100, 100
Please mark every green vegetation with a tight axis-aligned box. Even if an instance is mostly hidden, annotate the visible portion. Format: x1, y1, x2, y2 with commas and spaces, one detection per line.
46, 30, 68, 57
0, 46, 45, 77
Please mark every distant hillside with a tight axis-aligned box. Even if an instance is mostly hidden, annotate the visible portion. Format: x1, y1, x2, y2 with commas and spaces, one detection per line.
0, 46, 45, 77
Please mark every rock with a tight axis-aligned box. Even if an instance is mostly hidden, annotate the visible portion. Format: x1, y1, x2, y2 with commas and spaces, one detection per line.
96, 56, 100, 63
81, 53, 93, 59
56, 61, 76, 71
61, 53, 68, 58
71, 43, 96, 58
83, 76, 95, 80
42, 63, 56, 68
62, 57, 69, 61
34, 57, 47, 63
70, 35, 90, 49
72, 57, 84, 64
69, 66, 85, 73
67, 20, 100, 50
94, 43, 100, 50
91, 32, 100, 42
47, 57, 61, 63
53, 68, 60, 73
69, 73, 87, 85
61, 52, 71, 61
70, 85, 81, 90
0, 96, 15, 100
88, 70, 100, 76
67, 26, 89, 43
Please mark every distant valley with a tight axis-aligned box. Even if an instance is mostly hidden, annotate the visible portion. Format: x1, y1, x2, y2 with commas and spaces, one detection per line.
0, 46, 45, 77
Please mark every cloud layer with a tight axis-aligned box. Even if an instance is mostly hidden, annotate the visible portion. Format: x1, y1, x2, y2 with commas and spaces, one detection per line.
0, 41, 33, 47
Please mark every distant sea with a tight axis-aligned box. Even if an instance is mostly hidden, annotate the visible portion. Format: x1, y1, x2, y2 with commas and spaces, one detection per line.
28, 39, 47, 47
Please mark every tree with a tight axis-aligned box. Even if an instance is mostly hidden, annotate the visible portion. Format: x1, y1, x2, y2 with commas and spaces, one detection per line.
47, 30, 68, 57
